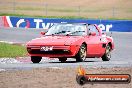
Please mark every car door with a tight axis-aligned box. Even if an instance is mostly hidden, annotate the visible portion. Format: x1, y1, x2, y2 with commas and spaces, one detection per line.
86, 25, 102, 57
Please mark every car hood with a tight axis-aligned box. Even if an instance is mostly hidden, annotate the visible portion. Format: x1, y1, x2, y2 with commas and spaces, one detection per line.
27, 36, 83, 46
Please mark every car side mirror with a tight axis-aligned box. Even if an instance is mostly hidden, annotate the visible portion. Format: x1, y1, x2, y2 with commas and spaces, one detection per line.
40, 31, 45, 35
89, 32, 96, 36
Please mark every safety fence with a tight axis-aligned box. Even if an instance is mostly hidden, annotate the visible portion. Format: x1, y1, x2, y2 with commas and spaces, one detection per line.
0, 1, 132, 19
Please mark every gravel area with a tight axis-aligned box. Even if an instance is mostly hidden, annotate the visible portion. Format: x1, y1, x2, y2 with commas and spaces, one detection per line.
0, 67, 131, 88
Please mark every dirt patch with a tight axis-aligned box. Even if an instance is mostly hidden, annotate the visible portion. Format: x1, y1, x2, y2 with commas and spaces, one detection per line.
0, 67, 131, 88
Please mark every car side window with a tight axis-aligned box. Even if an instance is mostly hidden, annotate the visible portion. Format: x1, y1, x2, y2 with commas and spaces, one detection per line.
88, 25, 99, 36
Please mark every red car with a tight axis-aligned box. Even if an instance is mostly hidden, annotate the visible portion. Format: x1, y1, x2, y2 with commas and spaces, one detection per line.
26, 23, 114, 63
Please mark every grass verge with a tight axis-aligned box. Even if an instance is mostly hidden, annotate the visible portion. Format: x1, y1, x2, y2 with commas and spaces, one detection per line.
0, 13, 132, 20
0, 43, 27, 58
0, 13, 86, 19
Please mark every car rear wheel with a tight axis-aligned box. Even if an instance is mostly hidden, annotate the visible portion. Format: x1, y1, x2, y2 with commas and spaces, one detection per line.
58, 57, 67, 62
31, 56, 42, 63
102, 44, 111, 61
76, 44, 87, 62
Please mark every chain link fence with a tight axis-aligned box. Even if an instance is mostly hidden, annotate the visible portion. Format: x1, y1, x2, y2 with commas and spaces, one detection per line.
0, 1, 132, 19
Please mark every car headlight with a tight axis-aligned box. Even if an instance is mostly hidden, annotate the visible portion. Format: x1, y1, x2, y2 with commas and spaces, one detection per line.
64, 42, 72, 46
64, 43, 71, 46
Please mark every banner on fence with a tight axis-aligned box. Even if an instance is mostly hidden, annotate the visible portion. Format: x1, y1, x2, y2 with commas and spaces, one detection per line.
2, 16, 132, 32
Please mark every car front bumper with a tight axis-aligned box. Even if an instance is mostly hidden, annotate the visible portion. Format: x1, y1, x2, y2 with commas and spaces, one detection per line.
27, 45, 79, 58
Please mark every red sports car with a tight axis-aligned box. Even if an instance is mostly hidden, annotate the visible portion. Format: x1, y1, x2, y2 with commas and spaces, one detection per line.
26, 23, 114, 63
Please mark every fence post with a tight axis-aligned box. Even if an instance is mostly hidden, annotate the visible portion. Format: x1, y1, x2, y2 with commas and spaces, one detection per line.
45, 3, 48, 17
78, 6, 80, 17
112, 7, 115, 18
13, 0, 16, 13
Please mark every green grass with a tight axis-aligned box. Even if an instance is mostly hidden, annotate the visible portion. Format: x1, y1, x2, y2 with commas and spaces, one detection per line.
1, 13, 132, 20
0, 13, 86, 19
0, 43, 27, 58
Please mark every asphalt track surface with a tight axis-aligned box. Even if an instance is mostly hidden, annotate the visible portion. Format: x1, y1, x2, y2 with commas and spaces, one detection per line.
0, 27, 132, 70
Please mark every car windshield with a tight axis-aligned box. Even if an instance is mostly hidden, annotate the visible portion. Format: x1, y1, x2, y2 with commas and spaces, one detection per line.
45, 24, 87, 36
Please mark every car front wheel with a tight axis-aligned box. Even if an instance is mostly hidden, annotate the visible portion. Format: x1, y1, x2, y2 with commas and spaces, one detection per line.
76, 44, 87, 62
31, 56, 42, 63
102, 44, 111, 61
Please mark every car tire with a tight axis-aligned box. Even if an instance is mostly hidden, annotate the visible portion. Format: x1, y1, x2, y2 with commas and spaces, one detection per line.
102, 44, 111, 61
31, 56, 42, 63
76, 44, 87, 62
58, 57, 67, 62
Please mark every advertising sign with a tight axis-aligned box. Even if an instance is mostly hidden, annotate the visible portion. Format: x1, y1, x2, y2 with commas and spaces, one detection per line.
2, 16, 132, 32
